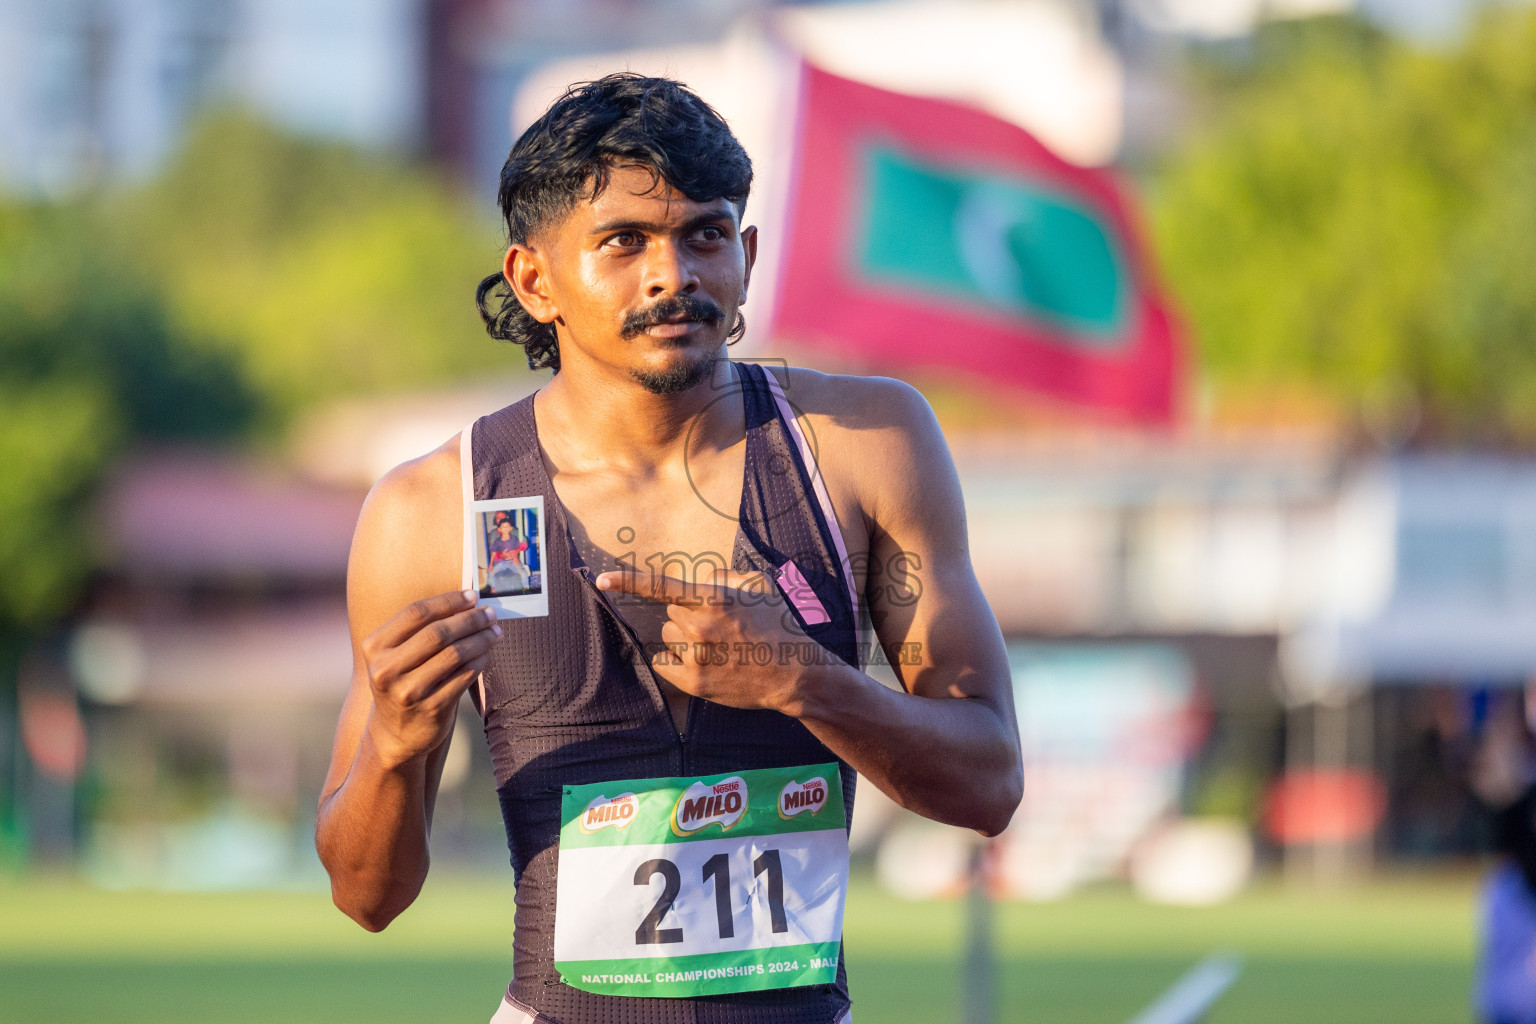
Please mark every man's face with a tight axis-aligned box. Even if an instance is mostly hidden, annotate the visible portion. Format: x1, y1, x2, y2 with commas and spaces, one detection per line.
508, 164, 757, 395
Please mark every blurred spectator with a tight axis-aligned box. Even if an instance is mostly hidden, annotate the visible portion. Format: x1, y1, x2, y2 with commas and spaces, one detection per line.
1472, 689, 1536, 1024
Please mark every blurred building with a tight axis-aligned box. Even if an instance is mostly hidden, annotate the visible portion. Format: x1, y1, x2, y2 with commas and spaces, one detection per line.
958, 438, 1536, 890
3, 0, 1499, 197
425, 0, 770, 195
0, 0, 423, 194
41, 382, 540, 887
0, 0, 776, 195
52, 452, 365, 886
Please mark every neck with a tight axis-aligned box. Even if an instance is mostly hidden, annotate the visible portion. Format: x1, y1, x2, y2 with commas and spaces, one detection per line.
535, 352, 740, 472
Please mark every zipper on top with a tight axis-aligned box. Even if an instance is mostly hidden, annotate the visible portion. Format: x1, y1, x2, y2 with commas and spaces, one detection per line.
572, 565, 694, 746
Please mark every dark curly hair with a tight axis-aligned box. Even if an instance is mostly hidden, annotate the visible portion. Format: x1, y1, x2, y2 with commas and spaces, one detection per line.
476, 73, 754, 372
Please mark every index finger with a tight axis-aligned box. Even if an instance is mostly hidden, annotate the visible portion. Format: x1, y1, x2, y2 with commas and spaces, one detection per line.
595, 569, 714, 605
375, 588, 481, 648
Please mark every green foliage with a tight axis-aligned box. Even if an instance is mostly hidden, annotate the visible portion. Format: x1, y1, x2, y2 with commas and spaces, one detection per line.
112, 113, 512, 424
0, 113, 517, 866
0, 205, 257, 442
0, 378, 115, 627
1149, 9, 1536, 441
0, 111, 514, 634
0, 202, 255, 628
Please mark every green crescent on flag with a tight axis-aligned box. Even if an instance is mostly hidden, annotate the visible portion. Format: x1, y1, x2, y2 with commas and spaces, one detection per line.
858, 146, 1131, 343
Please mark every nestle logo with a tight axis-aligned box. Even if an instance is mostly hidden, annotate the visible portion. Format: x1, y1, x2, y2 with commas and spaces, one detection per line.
578, 792, 638, 834
778, 777, 828, 820
672, 776, 749, 836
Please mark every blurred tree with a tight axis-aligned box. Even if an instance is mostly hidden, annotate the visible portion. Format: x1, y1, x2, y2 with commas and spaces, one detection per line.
0, 200, 258, 866
0, 109, 516, 640
115, 113, 516, 428
0, 203, 258, 629
0, 110, 517, 864
1148, 9, 1536, 443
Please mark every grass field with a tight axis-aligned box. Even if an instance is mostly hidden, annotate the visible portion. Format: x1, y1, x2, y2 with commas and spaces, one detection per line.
0, 870, 1478, 1023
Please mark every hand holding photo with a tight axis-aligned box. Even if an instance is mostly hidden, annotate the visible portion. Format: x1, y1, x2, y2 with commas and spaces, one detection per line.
465, 495, 549, 618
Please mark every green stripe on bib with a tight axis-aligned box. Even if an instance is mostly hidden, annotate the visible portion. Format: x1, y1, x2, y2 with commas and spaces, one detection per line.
560, 763, 846, 849
558, 941, 841, 998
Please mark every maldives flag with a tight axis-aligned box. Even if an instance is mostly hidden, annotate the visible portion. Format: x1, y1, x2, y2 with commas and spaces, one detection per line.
772, 64, 1183, 423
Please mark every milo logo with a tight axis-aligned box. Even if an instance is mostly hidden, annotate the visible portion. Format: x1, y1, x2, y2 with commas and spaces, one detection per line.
778, 776, 828, 819
578, 792, 638, 834
672, 776, 748, 836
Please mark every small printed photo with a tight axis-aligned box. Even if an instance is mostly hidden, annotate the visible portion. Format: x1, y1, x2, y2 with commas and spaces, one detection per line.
466, 495, 549, 618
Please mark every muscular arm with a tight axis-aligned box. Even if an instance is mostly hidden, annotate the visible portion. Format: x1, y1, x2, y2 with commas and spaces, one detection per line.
788, 377, 1022, 835
314, 439, 495, 930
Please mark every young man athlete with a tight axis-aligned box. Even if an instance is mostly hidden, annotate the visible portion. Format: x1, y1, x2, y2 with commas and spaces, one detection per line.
316, 74, 1023, 1024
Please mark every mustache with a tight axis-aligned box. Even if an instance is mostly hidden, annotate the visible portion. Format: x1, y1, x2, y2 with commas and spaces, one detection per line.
620, 294, 725, 339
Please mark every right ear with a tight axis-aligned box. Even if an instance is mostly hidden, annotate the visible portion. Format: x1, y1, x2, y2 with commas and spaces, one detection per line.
504, 244, 559, 324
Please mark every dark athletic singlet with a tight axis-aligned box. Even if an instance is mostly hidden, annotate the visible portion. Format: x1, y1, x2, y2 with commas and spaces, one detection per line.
465, 362, 861, 1024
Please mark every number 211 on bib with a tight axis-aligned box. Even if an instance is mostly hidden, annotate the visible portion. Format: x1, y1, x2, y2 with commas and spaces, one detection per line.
553, 764, 849, 998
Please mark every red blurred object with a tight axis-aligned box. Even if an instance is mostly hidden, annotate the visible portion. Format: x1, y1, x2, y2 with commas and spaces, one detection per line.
1263, 769, 1387, 845
20, 688, 87, 784
774, 63, 1184, 424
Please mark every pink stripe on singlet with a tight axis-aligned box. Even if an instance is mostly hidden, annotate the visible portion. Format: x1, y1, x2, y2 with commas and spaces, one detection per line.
778, 558, 831, 626
762, 372, 861, 644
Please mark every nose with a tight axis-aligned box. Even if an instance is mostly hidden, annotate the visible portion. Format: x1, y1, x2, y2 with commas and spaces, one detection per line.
641, 239, 699, 298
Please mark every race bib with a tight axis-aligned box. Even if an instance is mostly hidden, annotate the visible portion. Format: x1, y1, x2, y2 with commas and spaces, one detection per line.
553, 763, 849, 998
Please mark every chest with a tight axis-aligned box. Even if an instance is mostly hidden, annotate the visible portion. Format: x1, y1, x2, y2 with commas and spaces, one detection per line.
539, 407, 871, 654
547, 441, 746, 668
553, 442, 746, 582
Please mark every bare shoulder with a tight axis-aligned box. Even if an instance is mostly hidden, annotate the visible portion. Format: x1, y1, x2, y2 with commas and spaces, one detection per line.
762, 364, 951, 527
361, 434, 462, 531
348, 434, 464, 640
763, 364, 933, 433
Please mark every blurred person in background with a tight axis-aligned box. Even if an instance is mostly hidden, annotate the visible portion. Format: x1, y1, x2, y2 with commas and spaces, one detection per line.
314, 73, 1022, 1024
1472, 687, 1536, 1024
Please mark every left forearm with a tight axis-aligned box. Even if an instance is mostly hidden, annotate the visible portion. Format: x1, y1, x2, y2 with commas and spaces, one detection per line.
780, 663, 1022, 836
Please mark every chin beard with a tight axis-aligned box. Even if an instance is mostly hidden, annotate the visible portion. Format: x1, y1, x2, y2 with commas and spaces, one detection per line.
631, 352, 718, 396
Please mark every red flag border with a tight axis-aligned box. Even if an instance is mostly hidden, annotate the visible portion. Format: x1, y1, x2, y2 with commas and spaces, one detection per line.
770, 62, 1183, 424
